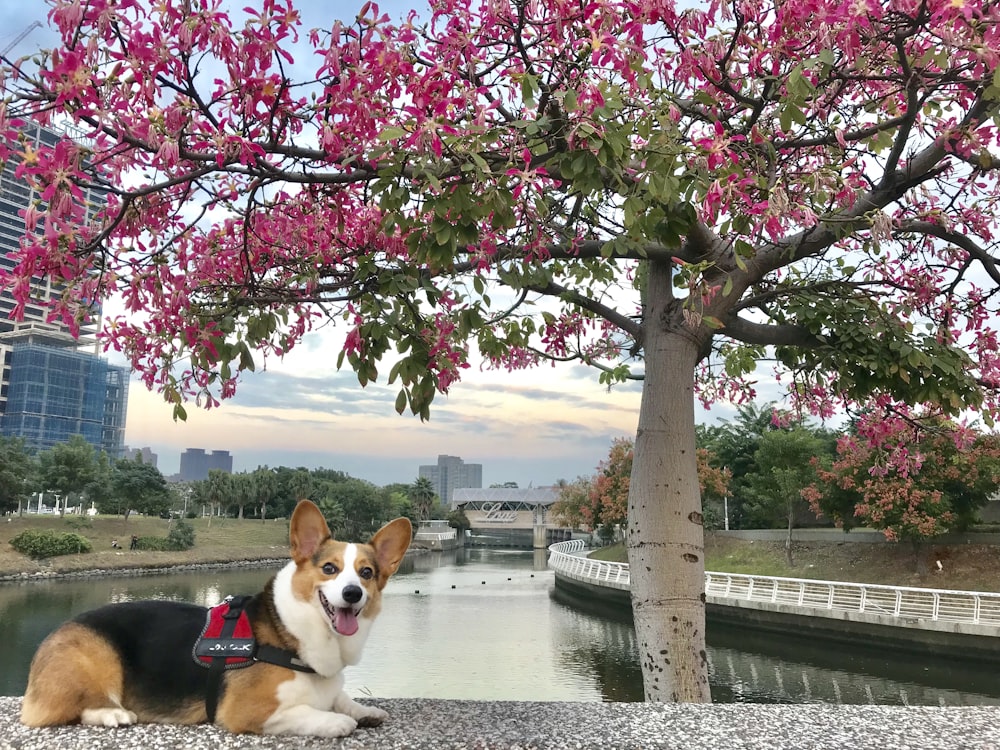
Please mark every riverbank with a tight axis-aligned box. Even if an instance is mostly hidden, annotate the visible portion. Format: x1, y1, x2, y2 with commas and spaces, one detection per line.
0, 514, 291, 581
2, 696, 999, 749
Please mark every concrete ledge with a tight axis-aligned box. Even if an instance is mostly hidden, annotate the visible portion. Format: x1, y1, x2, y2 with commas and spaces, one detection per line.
705, 596, 1000, 663
552, 569, 1000, 665
3, 697, 1000, 749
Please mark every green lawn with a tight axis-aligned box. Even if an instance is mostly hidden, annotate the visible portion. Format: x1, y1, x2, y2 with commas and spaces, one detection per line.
580, 536, 1000, 592
0, 513, 291, 576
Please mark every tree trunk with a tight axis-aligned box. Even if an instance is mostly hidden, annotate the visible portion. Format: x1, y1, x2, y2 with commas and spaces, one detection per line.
912, 540, 929, 575
627, 259, 711, 703
785, 505, 795, 567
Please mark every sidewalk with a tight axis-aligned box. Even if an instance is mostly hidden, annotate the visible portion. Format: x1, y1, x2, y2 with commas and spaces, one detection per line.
2, 697, 1000, 749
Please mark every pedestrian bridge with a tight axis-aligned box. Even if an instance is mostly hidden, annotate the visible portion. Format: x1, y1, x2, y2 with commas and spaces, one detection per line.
547, 539, 1000, 660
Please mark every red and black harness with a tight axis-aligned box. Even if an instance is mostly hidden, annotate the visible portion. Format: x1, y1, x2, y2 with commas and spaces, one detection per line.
192, 595, 315, 722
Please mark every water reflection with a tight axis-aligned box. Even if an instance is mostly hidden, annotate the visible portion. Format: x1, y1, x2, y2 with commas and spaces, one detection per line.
3, 551, 1000, 705
549, 585, 1000, 705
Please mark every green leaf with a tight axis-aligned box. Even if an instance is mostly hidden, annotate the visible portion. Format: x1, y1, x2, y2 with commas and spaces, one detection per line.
779, 106, 794, 132
378, 127, 408, 142
238, 343, 256, 372
394, 389, 407, 415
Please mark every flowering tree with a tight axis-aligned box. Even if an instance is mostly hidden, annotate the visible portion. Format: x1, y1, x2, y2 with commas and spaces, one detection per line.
805, 412, 1000, 547
553, 438, 728, 540
3, 0, 1000, 701
551, 477, 594, 531
590, 436, 632, 536
696, 448, 731, 506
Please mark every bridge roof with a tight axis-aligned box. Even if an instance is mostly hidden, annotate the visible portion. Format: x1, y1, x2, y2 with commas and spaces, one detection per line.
453, 487, 559, 508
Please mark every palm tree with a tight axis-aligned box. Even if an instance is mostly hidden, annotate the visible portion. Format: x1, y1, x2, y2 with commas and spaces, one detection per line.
407, 477, 437, 522
251, 466, 278, 522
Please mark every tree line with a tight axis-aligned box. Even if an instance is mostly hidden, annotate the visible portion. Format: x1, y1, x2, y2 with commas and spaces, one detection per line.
0, 435, 172, 519
184, 467, 431, 539
555, 404, 1000, 562
0, 436, 444, 539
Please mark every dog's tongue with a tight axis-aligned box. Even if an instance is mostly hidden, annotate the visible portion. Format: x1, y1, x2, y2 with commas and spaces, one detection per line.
334, 607, 359, 636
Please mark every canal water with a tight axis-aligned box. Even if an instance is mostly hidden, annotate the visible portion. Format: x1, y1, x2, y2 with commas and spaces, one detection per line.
3, 547, 1000, 704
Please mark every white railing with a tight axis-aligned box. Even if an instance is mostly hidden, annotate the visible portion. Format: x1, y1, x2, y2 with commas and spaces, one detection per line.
413, 530, 457, 541
548, 540, 630, 587
704, 571, 1000, 627
547, 541, 1000, 628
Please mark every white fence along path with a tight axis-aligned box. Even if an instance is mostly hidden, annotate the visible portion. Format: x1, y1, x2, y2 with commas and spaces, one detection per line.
547, 539, 1000, 630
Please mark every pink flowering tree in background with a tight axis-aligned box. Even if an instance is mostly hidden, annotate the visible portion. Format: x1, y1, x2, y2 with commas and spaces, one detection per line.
3, 0, 1000, 701
805, 410, 1000, 571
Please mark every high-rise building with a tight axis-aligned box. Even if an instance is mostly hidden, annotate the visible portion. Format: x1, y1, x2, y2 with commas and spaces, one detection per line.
0, 121, 129, 457
419, 454, 483, 507
179, 449, 233, 482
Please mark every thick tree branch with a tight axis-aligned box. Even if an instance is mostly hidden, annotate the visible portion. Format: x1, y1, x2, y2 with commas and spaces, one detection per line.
720, 314, 824, 348
527, 279, 643, 342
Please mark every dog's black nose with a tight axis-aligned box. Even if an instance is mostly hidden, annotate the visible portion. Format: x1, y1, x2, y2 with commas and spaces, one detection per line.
342, 585, 363, 604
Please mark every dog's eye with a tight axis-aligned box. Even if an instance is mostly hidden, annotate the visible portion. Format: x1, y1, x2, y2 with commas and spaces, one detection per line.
359, 567, 374, 580
322, 562, 338, 576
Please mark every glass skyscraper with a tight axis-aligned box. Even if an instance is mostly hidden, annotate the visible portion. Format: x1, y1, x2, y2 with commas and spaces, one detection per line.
0, 121, 129, 457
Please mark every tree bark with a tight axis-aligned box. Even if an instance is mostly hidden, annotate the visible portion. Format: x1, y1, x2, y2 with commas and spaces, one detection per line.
627, 258, 712, 703
785, 506, 795, 567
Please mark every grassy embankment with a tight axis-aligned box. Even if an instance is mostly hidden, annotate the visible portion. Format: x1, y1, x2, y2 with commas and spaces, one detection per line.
589, 533, 1000, 593
0, 513, 291, 577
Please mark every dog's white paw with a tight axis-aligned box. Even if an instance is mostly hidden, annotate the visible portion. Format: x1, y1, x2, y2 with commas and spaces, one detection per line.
264, 708, 358, 738
311, 712, 358, 737
80, 707, 138, 727
354, 705, 388, 727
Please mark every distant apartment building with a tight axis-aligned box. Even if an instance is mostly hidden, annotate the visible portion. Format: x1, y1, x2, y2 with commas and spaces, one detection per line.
0, 121, 129, 457
419, 454, 483, 507
123, 445, 158, 468
179, 449, 233, 482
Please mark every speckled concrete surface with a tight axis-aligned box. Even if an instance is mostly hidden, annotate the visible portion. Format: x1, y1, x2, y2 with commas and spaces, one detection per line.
2, 697, 1000, 749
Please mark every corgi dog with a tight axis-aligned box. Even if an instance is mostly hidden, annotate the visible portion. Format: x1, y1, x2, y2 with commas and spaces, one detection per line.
20, 500, 412, 738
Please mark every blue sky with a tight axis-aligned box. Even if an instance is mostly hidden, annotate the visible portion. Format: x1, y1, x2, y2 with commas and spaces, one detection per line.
0, 1, 755, 485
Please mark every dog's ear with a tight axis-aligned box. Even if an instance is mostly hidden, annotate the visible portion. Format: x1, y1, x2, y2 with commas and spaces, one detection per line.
370, 517, 412, 587
289, 500, 331, 562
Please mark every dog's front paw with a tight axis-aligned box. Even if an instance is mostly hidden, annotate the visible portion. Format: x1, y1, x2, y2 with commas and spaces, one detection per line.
80, 707, 138, 727
315, 712, 359, 737
355, 705, 389, 727
263, 708, 358, 738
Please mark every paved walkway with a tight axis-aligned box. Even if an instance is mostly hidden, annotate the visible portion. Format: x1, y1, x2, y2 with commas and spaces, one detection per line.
2, 697, 1000, 749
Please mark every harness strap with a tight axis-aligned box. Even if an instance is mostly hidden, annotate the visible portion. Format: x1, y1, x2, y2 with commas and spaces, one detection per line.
205, 595, 251, 724
255, 644, 316, 673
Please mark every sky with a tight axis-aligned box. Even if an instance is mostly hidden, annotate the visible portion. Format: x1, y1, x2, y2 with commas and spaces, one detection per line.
0, 1, 759, 486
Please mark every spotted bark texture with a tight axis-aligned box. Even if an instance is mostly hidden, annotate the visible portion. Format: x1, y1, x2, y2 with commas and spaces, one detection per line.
626, 259, 711, 703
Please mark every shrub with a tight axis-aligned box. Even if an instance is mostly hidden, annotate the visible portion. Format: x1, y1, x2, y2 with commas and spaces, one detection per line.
10, 530, 93, 559
132, 536, 171, 551
133, 519, 195, 552
167, 519, 195, 551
